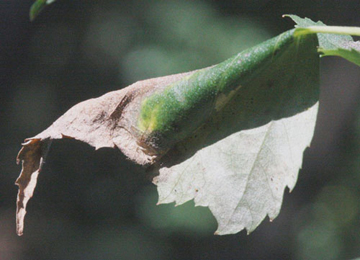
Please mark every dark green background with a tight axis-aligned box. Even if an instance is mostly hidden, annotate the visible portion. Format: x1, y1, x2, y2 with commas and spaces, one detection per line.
1, 1, 360, 259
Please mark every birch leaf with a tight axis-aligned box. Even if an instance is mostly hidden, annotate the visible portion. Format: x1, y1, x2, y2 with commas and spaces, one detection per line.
15, 10, 360, 236
154, 31, 320, 235
155, 104, 318, 235
14, 13, 335, 236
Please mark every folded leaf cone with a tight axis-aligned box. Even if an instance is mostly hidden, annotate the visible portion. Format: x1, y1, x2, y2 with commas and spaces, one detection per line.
15, 28, 320, 235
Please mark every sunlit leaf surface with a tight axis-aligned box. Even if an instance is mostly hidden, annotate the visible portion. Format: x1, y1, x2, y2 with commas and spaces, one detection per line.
15, 15, 360, 236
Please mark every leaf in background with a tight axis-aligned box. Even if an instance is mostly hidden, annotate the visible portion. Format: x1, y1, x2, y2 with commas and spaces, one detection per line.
286, 15, 360, 66
30, 0, 56, 21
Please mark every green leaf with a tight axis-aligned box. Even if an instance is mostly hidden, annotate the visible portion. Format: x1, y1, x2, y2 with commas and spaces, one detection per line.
14, 29, 320, 236
12, 12, 360, 236
286, 15, 360, 66
318, 44, 360, 66
136, 30, 310, 155
30, 0, 56, 21
154, 30, 320, 235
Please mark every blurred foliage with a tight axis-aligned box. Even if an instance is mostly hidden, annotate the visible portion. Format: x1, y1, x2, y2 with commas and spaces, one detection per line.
30, 0, 56, 21
136, 187, 217, 235
1, 0, 360, 259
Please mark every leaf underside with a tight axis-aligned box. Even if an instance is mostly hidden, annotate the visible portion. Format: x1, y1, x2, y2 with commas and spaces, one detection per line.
16, 15, 360, 236
154, 32, 319, 235
155, 104, 318, 235
15, 29, 319, 236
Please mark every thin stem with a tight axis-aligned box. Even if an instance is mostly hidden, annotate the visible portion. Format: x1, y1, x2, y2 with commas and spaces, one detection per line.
294, 26, 360, 37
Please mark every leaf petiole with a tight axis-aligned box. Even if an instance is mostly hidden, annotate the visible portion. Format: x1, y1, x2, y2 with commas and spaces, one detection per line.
294, 26, 360, 37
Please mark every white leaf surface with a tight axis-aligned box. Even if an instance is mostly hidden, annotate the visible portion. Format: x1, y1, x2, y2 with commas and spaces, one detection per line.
154, 102, 318, 235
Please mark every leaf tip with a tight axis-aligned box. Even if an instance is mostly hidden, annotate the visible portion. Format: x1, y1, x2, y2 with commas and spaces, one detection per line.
15, 138, 51, 235
16, 208, 26, 236
282, 14, 295, 20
